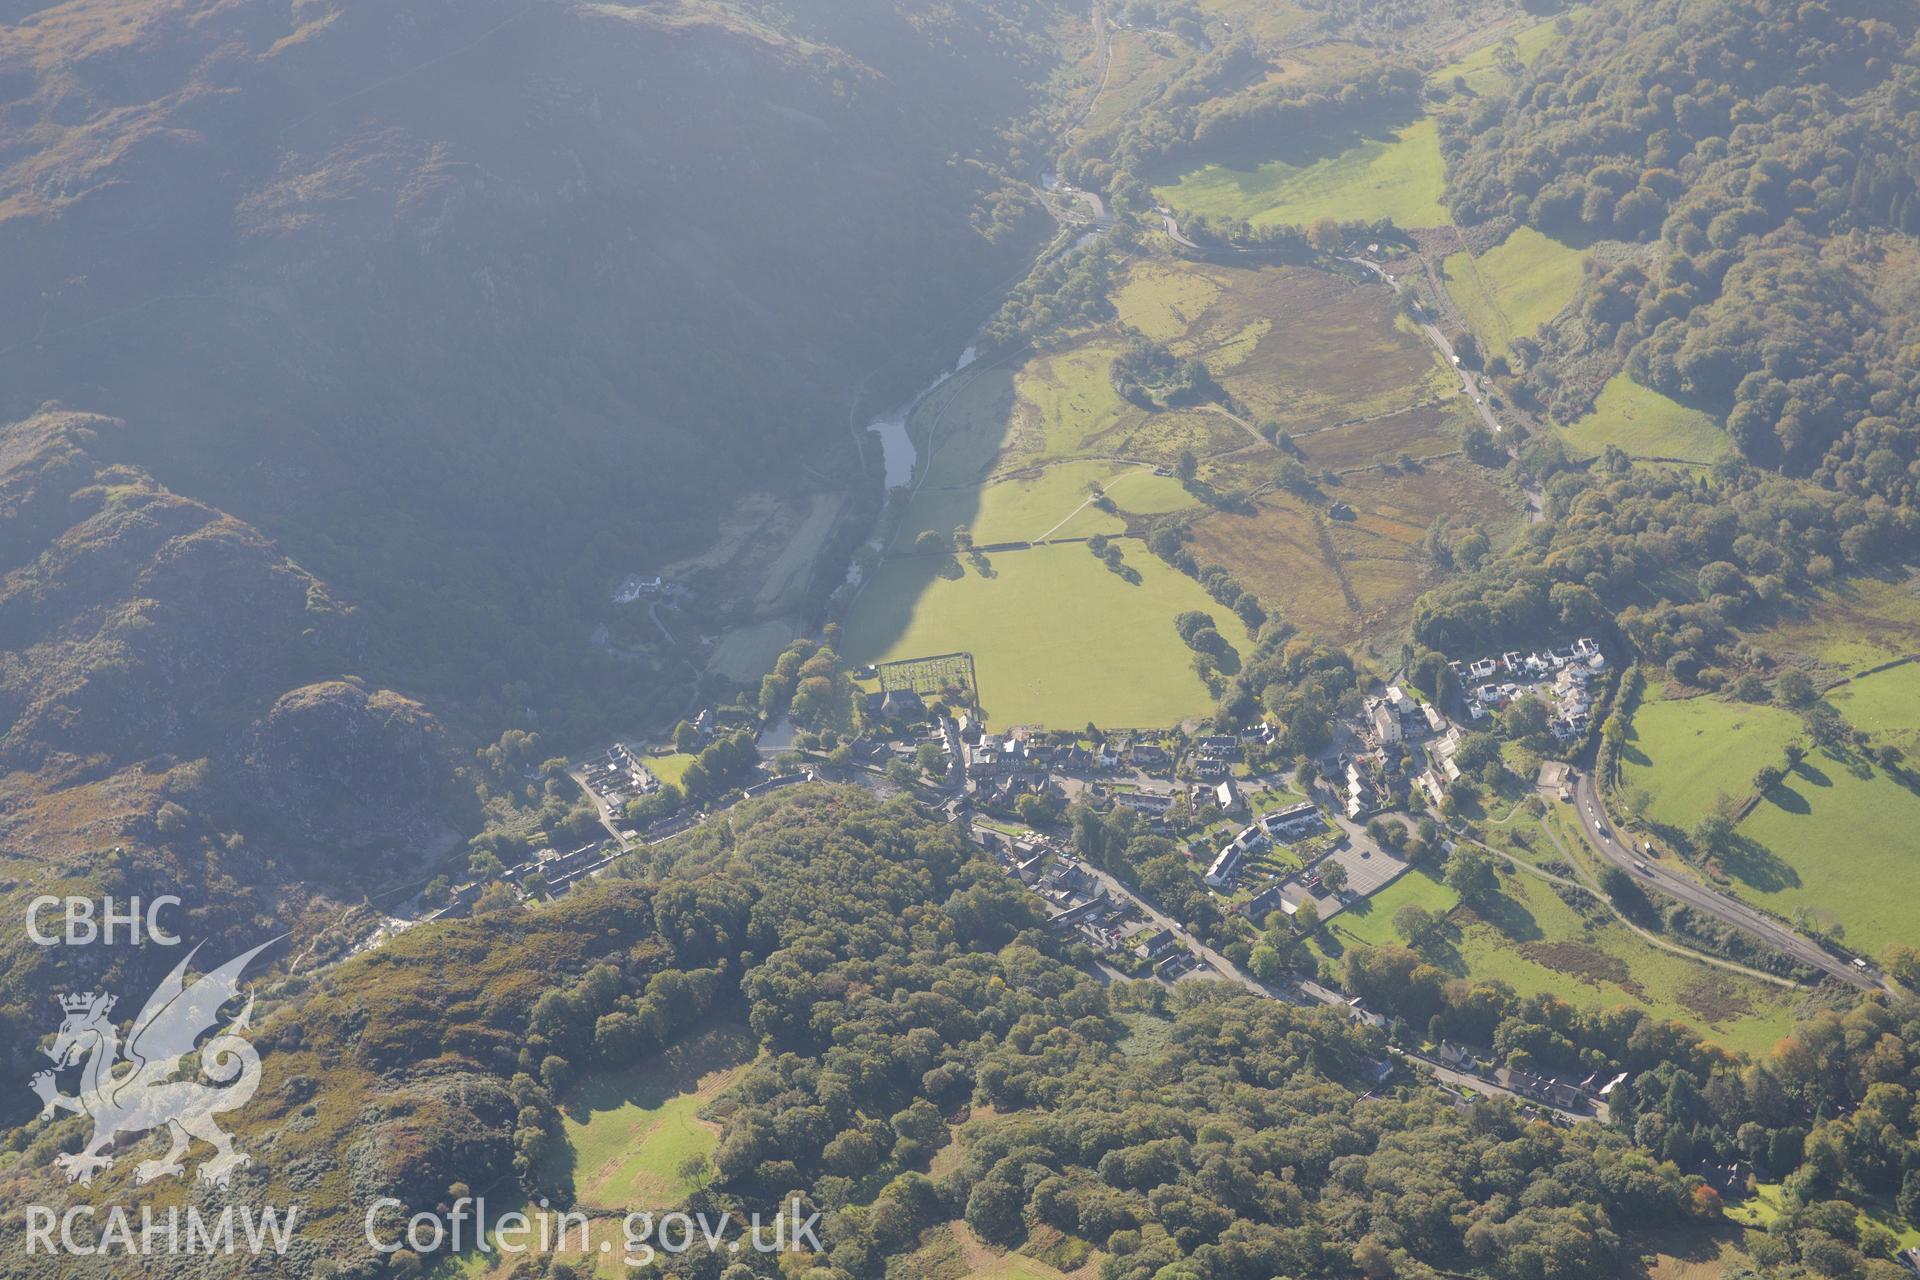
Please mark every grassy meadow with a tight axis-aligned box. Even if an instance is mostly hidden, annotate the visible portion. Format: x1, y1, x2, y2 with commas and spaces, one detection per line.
1736, 746, 1920, 955
1618, 686, 1802, 829
1319, 865, 1800, 1057
548, 1020, 755, 1213
1829, 661, 1920, 755
1439, 226, 1587, 360
1560, 373, 1732, 462
1621, 671, 1920, 957
1152, 116, 1451, 230
857, 253, 1520, 688
845, 542, 1244, 728
1741, 573, 1920, 672
1432, 10, 1584, 97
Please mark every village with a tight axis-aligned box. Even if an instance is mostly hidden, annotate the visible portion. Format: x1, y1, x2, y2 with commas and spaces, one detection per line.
382, 628, 1649, 1129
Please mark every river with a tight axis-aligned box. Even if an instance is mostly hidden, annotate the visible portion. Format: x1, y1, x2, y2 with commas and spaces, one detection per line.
868, 343, 977, 489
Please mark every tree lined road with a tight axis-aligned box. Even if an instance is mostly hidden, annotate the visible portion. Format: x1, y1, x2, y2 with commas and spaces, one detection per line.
1569, 772, 1877, 989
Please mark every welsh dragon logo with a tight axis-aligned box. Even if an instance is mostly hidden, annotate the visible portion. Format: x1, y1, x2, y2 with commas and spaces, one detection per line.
29, 939, 275, 1188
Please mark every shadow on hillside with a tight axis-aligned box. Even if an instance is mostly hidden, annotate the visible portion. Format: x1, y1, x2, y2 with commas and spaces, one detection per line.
1147, 102, 1427, 183
1714, 832, 1801, 894
1466, 887, 1542, 943
1765, 783, 1811, 815
558, 1020, 755, 1126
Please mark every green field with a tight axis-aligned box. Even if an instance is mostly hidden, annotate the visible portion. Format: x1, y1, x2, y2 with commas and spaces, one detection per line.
1735, 744, 1920, 956
1744, 574, 1920, 671
1323, 868, 1460, 947
1830, 661, 1920, 754
1561, 373, 1731, 462
1618, 685, 1802, 829
866, 253, 1514, 685
1623, 673, 1920, 957
1433, 10, 1583, 97
550, 1021, 755, 1212
845, 542, 1243, 728
1439, 226, 1586, 360
892, 460, 1196, 553
1153, 116, 1450, 230
644, 752, 698, 788
1321, 866, 1797, 1056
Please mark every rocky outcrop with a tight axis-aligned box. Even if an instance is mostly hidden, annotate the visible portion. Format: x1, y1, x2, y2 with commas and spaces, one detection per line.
0, 408, 459, 872
242, 680, 455, 853
0, 409, 358, 769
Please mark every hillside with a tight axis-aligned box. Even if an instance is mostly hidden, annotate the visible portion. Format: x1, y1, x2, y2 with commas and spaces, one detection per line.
0, 0, 1073, 734
3, 3, 1920, 1280
0, 408, 474, 1114
2, 789, 1911, 1279
1441, 0, 1920, 493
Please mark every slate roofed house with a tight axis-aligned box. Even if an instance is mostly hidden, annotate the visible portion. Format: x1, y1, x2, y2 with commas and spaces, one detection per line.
1215, 778, 1244, 814
1242, 885, 1286, 923
1131, 743, 1171, 769
1044, 861, 1093, 895
1205, 843, 1242, 888
1139, 927, 1181, 960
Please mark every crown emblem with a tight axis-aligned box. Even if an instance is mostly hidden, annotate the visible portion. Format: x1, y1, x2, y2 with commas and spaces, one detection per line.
58, 992, 114, 1017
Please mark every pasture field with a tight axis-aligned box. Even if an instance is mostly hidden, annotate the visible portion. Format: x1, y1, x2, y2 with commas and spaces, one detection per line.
1740, 572, 1920, 672
1830, 662, 1920, 754
844, 542, 1244, 728
1112, 259, 1453, 432
1735, 748, 1920, 957
1321, 865, 1800, 1056
1433, 9, 1583, 97
909, 365, 1021, 489
550, 1020, 755, 1212
1192, 0, 1315, 44
1621, 671, 1920, 958
873, 255, 1510, 666
1560, 373, 1731, 462
1152, 116, 1451, 230
891, 460, 1125, 552
1189, 460, 1518, 645
892, 460, 1201, 554
1617, 685, 1802, 829
1439, 226, 1587, 360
